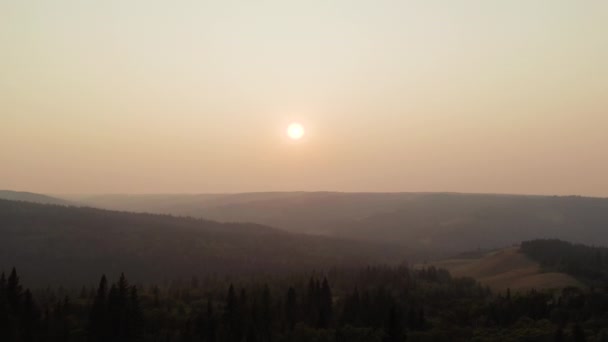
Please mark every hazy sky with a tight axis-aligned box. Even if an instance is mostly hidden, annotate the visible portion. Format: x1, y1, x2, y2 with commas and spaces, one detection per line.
1, 1, 607, 196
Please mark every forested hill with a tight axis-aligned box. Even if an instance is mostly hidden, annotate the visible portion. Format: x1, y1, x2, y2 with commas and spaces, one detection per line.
0, 199, 407, 285
75, 192, 608, 256
521, 239, 608, 285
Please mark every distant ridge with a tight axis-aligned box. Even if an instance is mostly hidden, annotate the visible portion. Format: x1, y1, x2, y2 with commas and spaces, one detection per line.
0, 190, 71, 205
75, 192, 608, 255
0, 199, 408, 285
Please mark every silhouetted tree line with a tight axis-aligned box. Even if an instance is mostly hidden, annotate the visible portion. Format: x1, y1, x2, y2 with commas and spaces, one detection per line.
2, 266, 608, 341
0, 268, 40, 341
89, 274, 143, 341
522, 239, 608, 284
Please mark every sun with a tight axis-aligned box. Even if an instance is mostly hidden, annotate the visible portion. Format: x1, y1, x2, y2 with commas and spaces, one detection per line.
287, 122, 305, 140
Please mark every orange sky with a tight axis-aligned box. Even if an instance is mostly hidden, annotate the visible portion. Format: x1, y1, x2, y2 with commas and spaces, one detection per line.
1, 1, 607, 196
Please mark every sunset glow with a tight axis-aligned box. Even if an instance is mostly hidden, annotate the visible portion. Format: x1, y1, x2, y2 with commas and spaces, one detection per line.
287, 123, 305, 140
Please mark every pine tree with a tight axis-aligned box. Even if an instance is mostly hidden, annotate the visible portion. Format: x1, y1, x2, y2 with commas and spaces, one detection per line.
117, 273, 129, 307
105, 273, 135, 342
285, 287, 297, 331
108, 284, 122, 339
238, 288, 248, 341
128, 286, 143, 339
0, 271, 7, 341
89, 275, 108, 341
318, 278, 332, 329
7, 267, 22, 314
248, 295, 259, 342
22, 289, 40, 342
259, 284, 272, 341
384, 305, 405, 342
224, 284, 241, 342
306, 277, 317, 325
56, 296, 71, 342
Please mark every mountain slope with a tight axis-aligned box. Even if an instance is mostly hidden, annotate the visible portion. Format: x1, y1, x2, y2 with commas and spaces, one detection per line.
425, 247, 583, 292
334, 193, 608, 254
74, 192, 608, 256
0, 199, 408, 285
73, 192, 421, 234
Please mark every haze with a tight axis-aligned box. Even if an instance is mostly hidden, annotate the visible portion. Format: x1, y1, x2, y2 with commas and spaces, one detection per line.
1, 0, 607, 196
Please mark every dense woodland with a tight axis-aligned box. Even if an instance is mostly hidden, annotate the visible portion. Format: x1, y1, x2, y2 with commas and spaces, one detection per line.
0, 199, 404, 285
2, 265, 608, 342
522, 239, 608, 285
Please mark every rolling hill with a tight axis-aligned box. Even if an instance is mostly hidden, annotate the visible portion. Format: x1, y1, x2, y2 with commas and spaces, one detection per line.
424, 246, 583, 292
521, 239, 608, 285
0, 199, 408, 286
70, 192, 421, 234
72, 192, 608, 256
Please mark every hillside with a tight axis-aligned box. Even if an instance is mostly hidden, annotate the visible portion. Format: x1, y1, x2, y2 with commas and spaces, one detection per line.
0, 190, 71, 205
73, 192, 608, 256
0, 199, 408, 285
521, 239, 608, 285
71, 192, 421, 234
331, 193, 608, 255
425, 247, 583, 292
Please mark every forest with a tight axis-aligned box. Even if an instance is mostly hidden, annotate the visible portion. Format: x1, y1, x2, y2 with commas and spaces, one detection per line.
2, 264, 608, 342
521, 239, 608, 285
0, 199, 405, 285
